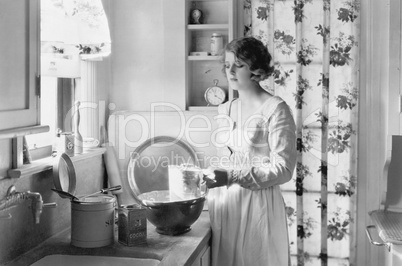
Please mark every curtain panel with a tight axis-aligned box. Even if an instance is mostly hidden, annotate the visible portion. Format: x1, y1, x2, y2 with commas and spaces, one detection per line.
41, 0, 111, 57
243, 0, 360, 265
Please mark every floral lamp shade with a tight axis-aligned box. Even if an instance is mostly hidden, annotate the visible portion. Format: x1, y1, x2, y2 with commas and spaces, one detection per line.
41, 0, 111, 77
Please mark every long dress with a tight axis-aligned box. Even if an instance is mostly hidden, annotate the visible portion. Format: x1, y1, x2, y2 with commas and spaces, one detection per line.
207, 96, 297, 266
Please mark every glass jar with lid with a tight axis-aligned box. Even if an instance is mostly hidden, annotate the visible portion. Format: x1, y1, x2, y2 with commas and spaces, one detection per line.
210, 33, 223, 56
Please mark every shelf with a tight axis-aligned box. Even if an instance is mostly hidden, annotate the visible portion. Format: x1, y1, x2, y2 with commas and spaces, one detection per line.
0, 125, 49, 140
185, 0, 234, 111
188, 106, 218, 111
188, 24, 229, 30
7, 147, 106, 179
190, 0, 227, 2
188, 55, 221, 61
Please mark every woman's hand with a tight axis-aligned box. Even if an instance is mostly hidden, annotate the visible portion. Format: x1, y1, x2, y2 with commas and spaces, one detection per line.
203, 168, 229, 188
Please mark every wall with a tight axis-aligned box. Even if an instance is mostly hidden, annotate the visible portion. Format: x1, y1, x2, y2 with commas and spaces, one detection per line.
109, 0, 186, 112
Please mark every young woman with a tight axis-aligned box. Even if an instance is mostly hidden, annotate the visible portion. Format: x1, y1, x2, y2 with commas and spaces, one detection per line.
203, 36, 297, 266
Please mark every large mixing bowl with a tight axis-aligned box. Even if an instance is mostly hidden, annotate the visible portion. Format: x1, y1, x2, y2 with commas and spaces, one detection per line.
137, 190, 205, 235
126, 136, 207, 235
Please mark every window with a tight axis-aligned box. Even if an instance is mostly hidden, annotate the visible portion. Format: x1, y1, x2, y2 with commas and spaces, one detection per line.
26, 77, 75, 159
26, 0, 111, 159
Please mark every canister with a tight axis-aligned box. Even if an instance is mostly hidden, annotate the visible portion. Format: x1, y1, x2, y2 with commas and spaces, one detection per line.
210, 33, 223, 56
58, 132, 75, 157
118, 204, 147, 246
71, 195, 116, 248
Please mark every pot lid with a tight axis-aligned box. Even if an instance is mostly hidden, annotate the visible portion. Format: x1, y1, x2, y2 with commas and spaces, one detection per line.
74, 195, 116, 204
53, 153, 77, 198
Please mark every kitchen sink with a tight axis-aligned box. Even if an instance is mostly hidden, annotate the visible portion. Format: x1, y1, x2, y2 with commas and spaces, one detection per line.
30, 254, 160, 266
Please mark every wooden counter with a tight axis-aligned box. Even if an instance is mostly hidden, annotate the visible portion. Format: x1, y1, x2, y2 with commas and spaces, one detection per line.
6, 211, 211, 266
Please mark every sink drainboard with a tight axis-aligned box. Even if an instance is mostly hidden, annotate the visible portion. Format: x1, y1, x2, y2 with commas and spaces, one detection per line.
30, 254, 160, 266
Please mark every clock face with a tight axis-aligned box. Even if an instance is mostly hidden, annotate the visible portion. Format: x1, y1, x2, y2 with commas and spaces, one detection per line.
204, 86, 226, 106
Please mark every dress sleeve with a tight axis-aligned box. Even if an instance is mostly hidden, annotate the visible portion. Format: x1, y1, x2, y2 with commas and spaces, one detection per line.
230, 101, 297, 190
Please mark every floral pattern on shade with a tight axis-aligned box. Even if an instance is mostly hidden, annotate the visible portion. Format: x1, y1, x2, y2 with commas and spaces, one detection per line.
243, 0, 360, 265
41, 0, 111, 56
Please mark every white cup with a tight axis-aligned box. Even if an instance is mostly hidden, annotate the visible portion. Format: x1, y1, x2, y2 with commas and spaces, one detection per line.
83, 138, 100, 149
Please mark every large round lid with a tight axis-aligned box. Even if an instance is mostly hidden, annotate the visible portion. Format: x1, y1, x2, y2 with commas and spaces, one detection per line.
127, 136, 200, 197
74, 195, 116, 204
52, 153, 76, 198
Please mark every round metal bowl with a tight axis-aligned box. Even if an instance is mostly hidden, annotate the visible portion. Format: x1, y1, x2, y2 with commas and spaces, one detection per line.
137, 190, 205, 235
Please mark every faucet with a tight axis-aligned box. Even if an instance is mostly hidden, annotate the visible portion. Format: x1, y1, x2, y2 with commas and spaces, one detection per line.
0, 185, 57, 224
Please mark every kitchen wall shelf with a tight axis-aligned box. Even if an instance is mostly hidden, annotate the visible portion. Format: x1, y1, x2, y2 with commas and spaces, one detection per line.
185, 0, 236, 111
188, 55, 221, 61
7, 147, 106, 179
188, 24, 229, 30
187, 106, 218, 111
0, 125, 49, 140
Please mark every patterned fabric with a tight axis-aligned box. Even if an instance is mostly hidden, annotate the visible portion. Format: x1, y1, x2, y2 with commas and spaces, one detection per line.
41, 0, 111, 56
242, 1, 360, 265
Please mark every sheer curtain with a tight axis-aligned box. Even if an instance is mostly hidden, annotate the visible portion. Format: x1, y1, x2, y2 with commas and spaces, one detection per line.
242, 0, 360, 265
41, 0, 111, 59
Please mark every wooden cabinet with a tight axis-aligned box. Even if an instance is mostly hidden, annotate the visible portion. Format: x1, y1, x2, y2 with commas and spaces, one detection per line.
385, 245, 402, 266
185, 0, 236, 111
191, 242, 211, 266
0, 0, 40, 130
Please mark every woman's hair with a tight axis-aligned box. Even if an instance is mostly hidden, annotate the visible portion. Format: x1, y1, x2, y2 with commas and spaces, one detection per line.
221, 36, 274, 82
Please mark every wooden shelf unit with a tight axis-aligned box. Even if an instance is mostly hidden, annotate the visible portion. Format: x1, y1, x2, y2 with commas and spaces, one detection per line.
185, 0, 236, 111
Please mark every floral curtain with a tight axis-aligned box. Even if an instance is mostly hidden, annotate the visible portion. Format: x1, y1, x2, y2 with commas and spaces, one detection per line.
243, 0, 360, 265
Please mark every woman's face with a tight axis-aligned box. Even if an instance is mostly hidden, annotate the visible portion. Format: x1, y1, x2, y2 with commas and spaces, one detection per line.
224, 51, 253, 90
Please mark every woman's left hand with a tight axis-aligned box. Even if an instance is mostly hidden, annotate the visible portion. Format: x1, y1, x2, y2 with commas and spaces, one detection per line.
203, 168, 228, 188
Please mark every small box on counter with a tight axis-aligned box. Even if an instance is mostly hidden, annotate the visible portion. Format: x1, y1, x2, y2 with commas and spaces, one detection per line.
58, 132, 75, 157
118, 204, 147, 246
